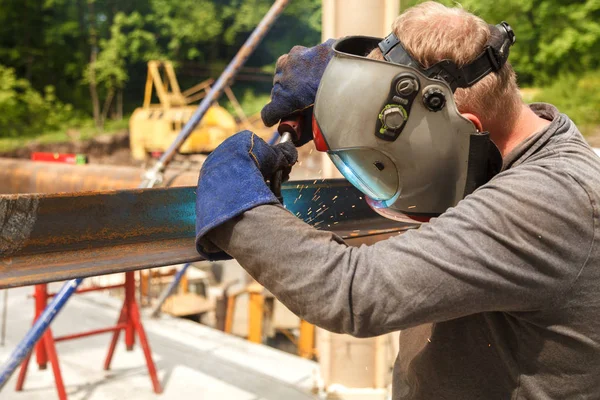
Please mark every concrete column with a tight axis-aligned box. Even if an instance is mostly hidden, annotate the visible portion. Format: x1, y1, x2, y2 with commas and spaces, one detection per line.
322, 0, 400, 40
314, 4, 402, 398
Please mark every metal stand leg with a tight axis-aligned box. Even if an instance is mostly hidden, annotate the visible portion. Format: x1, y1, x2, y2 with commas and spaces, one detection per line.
0, 279, 82, 393
103, 272, 162, 393
1, 289, 8, 346
14, 351, 32, 391
130, 297, 162, 393
43, 329, 67, 400
34, 285, 48, 370
103, 304, 126, 370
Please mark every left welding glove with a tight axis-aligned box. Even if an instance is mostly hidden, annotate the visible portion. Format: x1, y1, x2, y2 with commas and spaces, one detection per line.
195, 130, 297, 261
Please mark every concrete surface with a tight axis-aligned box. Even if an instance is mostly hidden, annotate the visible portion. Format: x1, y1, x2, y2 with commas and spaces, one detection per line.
0, 283, 318, 400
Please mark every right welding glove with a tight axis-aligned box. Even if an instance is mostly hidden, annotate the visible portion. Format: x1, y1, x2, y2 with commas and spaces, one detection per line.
195, 130, 297, 261
261, 39, 336, 146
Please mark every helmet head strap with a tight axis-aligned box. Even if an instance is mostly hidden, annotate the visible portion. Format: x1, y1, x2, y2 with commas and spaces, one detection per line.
378, 22, 516, 92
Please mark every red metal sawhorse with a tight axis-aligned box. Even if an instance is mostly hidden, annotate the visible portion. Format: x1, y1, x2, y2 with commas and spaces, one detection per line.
15, 272, 162, 399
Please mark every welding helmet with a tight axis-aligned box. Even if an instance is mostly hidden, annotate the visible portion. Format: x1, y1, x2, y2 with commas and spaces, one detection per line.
313, 23, 514, 223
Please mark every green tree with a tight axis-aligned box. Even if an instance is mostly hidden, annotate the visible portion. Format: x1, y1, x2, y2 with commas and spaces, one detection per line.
404, 0, 600, 85
0, 64, 74, 138
0, 0, 323, 134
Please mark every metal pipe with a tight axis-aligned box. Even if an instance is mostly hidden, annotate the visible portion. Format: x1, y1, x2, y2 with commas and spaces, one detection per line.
140, 0, 290, 187
0, 158, 200, 195
0, 278, 81, 391
47, 283, 126, 297
150, 263, 191, 318
54, 324, 127, 342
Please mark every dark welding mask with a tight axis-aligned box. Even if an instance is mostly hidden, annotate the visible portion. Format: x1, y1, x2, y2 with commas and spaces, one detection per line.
312, 22, 514, 223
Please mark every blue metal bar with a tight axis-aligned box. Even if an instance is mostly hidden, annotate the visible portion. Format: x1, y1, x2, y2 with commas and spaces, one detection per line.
150, 263, 191, 318
0, 278, 82, 390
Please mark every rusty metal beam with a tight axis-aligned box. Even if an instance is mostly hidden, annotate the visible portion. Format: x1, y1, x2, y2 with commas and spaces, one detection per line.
0, 180, 414, 288
0, 158, 199, 194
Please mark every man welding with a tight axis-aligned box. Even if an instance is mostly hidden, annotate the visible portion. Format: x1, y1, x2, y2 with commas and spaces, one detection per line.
194, 2, 600, 398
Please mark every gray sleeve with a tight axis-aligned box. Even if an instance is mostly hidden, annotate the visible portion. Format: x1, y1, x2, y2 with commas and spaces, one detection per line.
206, 165, 594, 337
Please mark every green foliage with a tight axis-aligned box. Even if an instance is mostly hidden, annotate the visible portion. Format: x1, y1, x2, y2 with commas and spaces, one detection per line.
0, 65, 76, 138
405, 0, 600, 86
86, 12, 162, 91
534, 71, 600, 133
223, 88, 271, 117
0, 0, 322, 145
150, 0, 222, 60
3, 0, 600, 145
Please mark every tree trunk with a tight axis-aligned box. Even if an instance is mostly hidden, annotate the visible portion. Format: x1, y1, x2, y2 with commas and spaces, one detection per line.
24, 0, 33, 82
117, 89, 123, 120
88, 0, 102, 129
100, 88, 115, 128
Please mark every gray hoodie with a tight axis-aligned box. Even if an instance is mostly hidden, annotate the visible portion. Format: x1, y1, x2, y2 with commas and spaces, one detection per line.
207, 104, 600, 399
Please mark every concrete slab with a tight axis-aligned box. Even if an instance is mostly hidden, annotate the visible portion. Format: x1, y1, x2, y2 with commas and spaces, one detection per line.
0, 284, 318, 400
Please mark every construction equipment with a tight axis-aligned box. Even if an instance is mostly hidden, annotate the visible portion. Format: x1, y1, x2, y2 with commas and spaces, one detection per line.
224, 281, 317, 359
130, 61, 238, 160
130, 60, 272, 161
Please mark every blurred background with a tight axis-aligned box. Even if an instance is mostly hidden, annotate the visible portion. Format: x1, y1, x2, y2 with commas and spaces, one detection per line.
1, 0, 599, 157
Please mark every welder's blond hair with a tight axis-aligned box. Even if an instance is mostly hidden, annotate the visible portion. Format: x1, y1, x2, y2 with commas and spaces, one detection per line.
368, 2, 521, 132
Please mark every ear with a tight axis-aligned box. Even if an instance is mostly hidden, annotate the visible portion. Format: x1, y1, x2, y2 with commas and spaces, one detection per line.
461, 113, 483, 132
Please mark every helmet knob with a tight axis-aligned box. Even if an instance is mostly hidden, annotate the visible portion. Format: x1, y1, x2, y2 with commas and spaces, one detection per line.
423, 87, 446, 112
396, 77, 419, 96
381, 107, 406, 130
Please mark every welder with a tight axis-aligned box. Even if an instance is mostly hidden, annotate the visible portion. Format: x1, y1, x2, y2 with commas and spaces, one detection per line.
194, 2, 600, 398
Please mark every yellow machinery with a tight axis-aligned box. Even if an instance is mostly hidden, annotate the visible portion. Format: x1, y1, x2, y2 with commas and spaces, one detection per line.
130, 61, 266, 161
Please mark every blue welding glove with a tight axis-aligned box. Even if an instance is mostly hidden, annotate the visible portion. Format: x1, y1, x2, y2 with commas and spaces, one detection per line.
261, 39, 336, 146
195, 130, 298, 261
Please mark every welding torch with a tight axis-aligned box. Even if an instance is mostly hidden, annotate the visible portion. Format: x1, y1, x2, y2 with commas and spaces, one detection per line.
270, 117, 303, 204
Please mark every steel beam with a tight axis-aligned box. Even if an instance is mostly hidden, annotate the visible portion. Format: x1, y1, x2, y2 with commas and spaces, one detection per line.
0, 180, 413, 288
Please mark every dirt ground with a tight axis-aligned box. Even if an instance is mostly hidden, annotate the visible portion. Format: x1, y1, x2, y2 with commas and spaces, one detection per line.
0, 130, 138, 166
2, 127, 600, 170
